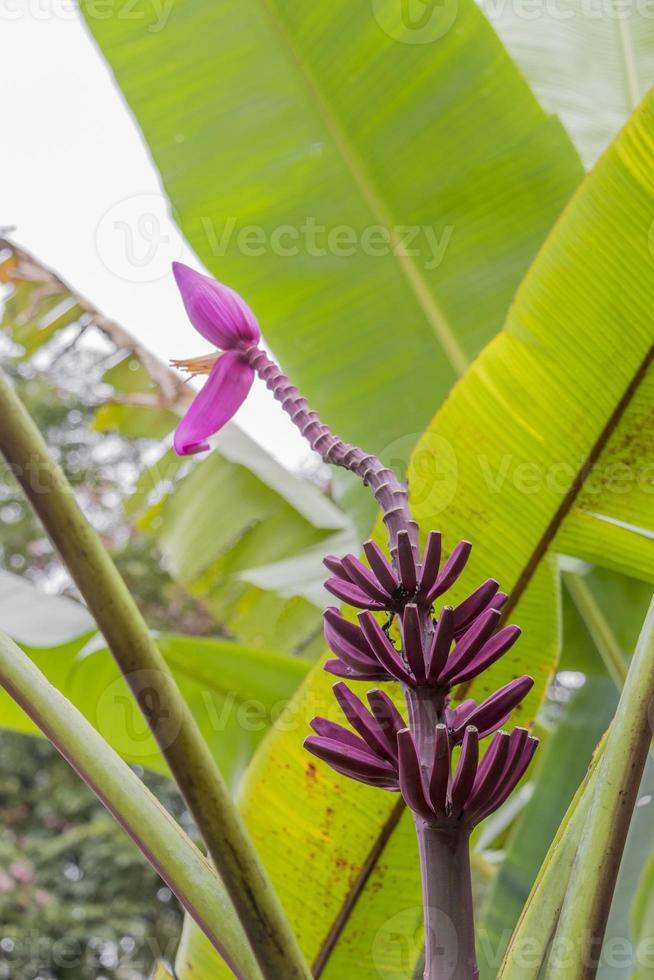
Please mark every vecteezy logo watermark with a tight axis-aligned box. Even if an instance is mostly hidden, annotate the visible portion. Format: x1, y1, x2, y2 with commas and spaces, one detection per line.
371, 0, 458, 44
378, 431, 459, 526
372, 907, 458, 978
95, 669, 182, 759
95, 193, 183, 283
200, 216, 454, 271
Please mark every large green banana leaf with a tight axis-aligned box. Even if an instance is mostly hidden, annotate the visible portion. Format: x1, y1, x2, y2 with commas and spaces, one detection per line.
176, 88, 654, 978
79, 0, 583, 527
482, 4, 654, 166
598, 758, 654, 980
0, 572, 308, 786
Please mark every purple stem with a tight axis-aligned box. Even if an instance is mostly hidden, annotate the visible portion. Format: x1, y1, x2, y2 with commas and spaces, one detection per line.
405, 686, 446, 772
405, 685, 479, 979
415, 821, 478, 980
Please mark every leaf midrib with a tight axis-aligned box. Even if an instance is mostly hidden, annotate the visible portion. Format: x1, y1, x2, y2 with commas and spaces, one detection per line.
312, 340, 654, 974
503, 342, 654, 619
258, 0, 469, 376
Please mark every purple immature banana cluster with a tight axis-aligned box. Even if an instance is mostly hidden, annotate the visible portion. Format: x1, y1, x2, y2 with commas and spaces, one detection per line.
168, 261, 538, 833
305, 530, 538, 829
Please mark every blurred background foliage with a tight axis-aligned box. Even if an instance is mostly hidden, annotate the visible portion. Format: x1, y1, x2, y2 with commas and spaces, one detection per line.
0, 734, 183, 980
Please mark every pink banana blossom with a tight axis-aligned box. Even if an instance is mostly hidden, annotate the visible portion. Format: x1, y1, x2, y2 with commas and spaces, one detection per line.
170, 262, 260, 456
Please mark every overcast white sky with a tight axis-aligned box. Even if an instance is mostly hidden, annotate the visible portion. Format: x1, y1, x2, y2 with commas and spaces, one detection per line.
0, 3, 308, 468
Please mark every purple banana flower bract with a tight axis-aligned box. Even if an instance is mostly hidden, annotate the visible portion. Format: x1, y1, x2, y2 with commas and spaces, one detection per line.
172, 262, 260, 349
171, 263, 261, 456
173, 352, 255, 456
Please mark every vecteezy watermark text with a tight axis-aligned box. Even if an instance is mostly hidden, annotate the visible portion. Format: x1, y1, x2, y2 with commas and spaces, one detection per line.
200, 216, 454, 271
483, 0, 654, 20
0, 0, 174, 31
94, 196, 455, 282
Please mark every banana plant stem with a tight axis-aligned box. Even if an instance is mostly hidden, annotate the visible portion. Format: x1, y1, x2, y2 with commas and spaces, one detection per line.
0, 367, 311, 980
500, 584, 653, 980
498, 730, 608, 980
544, 598, 654, 979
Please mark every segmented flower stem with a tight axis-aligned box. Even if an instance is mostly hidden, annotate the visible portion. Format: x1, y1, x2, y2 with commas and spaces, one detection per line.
247, 346, 418, 560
